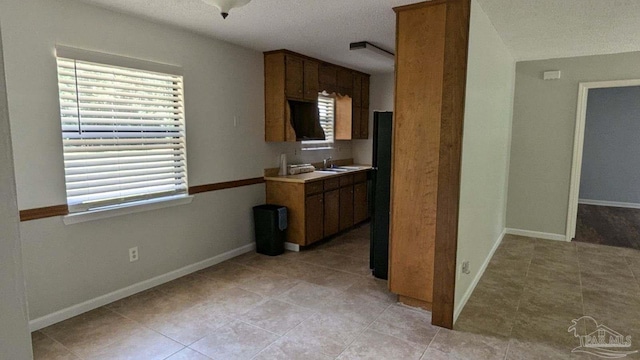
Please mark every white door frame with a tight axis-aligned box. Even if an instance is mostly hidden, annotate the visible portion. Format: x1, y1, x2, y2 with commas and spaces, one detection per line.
565, 78, 640, 241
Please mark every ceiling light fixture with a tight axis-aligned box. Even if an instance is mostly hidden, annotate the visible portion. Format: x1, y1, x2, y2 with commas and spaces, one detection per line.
349, 41, 395, 61
202, 0, 252, 19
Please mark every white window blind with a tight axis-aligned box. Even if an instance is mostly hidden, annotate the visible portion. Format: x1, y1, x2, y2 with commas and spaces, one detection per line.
302, 95, 334, 149
56, 57, 188, 212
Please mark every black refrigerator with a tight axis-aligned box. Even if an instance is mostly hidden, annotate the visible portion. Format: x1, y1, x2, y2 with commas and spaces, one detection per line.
370, 111, 393, 280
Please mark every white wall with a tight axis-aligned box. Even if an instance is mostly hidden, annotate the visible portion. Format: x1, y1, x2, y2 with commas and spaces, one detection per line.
0, 25, 33, 359
0, 0, 350, 322
352, 73, 394, 165
454, 0, 515, 320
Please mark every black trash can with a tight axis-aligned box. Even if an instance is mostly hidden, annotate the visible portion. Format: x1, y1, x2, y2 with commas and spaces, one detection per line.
252, 204, 287, 256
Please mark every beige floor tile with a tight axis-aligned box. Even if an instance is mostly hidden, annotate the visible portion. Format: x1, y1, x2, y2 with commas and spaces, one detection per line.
40, 308, 145, 357
154, 273, 233, 301
203, 286, 266, 316
106, 289, 197, 325
526, 256, 581, 284
303, 266, 362, 291
279, 313, 367, 357
344, 277, 396, 306
236, 254, 296, 274
144, 302, 232, 345
580, 272, 640, 298
236, 272, 300, 297
238, 299, 313, 335
276, 282, 342, 309
429, 328, 509, 360
165, 347, 212, 360
81, 328, 183, 360
253, 337, 334, 360
420, 348, 457, 360
297, 250, 371, 276
578, 252, 635, 277
370, 304, 439, 349
196, 261, 261, 284
519, 278, 583, 315
337, 329, 425, 360
32, 331, 79, 360
454, 301, 516, 338
317, 292, 388, 325
189, 321, 278, 360
505, 338, 570, 360
511, 310, 582, 348
627, 255, 640, 278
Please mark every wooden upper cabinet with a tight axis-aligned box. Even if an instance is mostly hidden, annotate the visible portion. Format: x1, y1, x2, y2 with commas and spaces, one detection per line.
352, 106, 362, 139
264, 49, 370, 142
303, 60, 319, 101
360, 107, 369, 139
319, 64, 338, 94
362, 75, 370, 107
285, 55, 304, 100
337, 68, 353, 96
352, 74, 362, 107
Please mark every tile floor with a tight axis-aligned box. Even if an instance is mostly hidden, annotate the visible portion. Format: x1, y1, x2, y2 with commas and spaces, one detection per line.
31, 226, 640, 359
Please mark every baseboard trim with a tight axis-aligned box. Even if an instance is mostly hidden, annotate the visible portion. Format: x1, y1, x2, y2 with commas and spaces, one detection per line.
29, 242, 256, 331
578, 199, 640, 210
454, 229, 505, 323
284, 242, 300, 252
505, 228, 567, 242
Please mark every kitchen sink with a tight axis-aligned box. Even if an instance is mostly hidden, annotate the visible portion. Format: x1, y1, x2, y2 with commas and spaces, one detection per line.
317, 167, 350, 172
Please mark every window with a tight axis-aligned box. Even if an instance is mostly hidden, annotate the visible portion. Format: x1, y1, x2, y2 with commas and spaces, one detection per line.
301, 94, 334, 150
56, 50, 187, 213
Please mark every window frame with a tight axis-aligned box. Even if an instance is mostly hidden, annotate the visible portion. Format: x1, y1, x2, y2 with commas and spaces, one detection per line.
55, 46, 189, 214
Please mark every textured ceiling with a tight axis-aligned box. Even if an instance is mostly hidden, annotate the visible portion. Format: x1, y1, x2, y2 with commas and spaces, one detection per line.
477, 0, 640, 61
73, 0, 418, 74
72, 0, 640, 69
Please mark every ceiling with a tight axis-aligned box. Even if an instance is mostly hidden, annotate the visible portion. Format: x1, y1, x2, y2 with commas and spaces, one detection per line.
74, 0, 417, 74
74, 0, 640, 71
476, 0, 640, 61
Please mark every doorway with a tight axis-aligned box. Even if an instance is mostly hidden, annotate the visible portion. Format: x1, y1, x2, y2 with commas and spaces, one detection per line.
566, 79, 640, 250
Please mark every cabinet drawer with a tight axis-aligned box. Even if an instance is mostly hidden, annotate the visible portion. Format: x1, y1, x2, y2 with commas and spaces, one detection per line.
324, 177, 340, 191
339, 174, 354, 187
354, 172, 367, 183
305, 181, 324, 195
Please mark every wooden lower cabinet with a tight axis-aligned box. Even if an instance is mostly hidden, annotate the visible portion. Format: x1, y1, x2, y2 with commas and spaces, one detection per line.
354, 182, 368, 224
305, 193, 324, 244
339, 186, 354, 231
324, 189, 340, 237
265, 170, 370, 246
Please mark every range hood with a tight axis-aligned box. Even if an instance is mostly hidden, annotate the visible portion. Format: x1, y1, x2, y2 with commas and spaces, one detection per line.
287, 100, 325, 141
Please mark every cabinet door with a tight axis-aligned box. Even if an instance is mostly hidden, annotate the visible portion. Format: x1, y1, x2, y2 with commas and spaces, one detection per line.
360, 106, 369, 139
319, 64, 337, 94
339, 186, 354, 231
337, 68, 353, 96
303, 60, 319, 101
305, 194, 324, 245
354, 182, 369, 224
352, 74, 362, 107
286, 56, 304, 99
324, 189, 340, 237
352, 106, 362, 139
361, 75, 370, 107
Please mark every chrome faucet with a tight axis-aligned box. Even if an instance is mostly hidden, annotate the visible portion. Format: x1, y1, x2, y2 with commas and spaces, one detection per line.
323, 156, 332, 169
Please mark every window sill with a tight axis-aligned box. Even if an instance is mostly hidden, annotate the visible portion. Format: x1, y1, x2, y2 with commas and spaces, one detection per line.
63, 195, 194, 225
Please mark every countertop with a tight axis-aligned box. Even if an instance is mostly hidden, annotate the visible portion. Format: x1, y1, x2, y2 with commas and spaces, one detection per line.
264, 165, 372, 183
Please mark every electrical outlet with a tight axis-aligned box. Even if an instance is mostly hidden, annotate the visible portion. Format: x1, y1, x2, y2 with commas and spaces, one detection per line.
129, 247, 139, 262
461, 260, 471, 275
